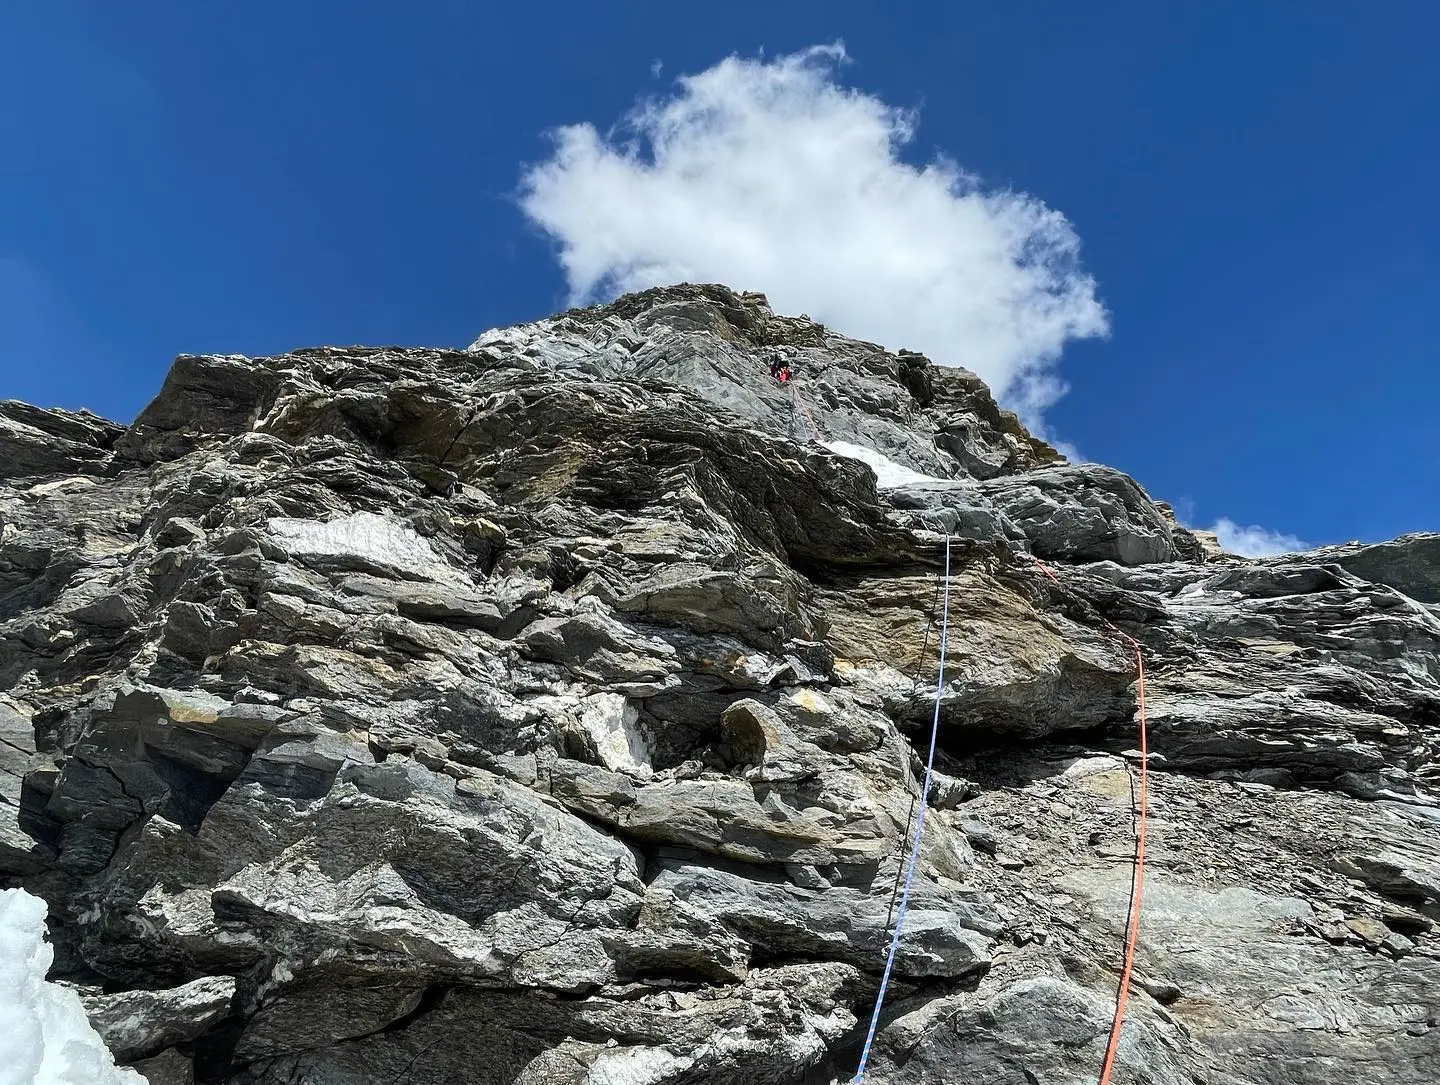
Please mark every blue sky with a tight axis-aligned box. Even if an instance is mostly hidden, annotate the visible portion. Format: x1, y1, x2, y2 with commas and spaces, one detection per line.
2, 1, 1436, 553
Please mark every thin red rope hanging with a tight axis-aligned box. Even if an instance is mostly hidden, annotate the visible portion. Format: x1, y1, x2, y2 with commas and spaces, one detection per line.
1030, 556, 1150, 1085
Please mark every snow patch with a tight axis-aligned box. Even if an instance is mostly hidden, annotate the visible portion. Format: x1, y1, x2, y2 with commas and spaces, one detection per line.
0, 889, 145, 1085
266, 512, 466, 584
823, 441, 941, 488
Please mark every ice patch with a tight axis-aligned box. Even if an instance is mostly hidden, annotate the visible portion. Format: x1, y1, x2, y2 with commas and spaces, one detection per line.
266, 512, 466, 584
0, 889, 145, 1085
823, 441, 941, 488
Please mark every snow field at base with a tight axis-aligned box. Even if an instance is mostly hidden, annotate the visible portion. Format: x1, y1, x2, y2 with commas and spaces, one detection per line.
0, 889, 145, 1085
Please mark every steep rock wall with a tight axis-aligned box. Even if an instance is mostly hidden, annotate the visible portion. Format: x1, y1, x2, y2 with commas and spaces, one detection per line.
1, 284, 1437, 1084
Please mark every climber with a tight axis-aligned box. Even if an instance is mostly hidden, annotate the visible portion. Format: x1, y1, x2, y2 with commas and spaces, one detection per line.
777, 364, 792, 384
768, 352, 784, 380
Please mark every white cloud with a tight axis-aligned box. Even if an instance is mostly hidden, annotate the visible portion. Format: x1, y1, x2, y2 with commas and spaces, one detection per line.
1049, 438, 1087, 465
518, 43, 1108, 421
1210, 517, 1308, 558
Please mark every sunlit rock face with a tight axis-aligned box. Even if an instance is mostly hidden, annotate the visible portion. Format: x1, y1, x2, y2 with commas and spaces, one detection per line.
2, 283, 1437, 1084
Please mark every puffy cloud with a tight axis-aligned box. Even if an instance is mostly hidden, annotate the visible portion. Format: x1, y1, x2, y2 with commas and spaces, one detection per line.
1211, 517, 1308, 558
1049, 438, 1088, 465
518, 44, 1108, 420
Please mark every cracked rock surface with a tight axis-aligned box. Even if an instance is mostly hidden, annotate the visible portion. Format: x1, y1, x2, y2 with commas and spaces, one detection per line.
2, 283, 1437, 1083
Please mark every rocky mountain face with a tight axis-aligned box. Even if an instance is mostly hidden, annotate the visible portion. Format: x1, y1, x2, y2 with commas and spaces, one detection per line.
2, 282, 1438, 1084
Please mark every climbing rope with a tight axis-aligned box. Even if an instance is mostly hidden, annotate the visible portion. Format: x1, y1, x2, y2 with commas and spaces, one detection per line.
885, 570, 945, 928
853, 535, 954, 1084
1029, 555, 1150, 1085
790, 379, 826, 443
883, 796, 917, 930
852, 549, 1151, 1084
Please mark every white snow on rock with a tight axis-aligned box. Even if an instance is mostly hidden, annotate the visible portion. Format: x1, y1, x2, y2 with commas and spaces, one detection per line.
0, 888, 146, 1085
266, 511, 466, 584
823, 441, 941, 488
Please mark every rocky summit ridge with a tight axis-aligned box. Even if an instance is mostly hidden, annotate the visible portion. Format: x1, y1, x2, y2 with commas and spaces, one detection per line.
1, 282, 1438, 1084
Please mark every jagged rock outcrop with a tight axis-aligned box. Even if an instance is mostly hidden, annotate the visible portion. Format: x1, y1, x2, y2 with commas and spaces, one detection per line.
2, 283, 1437, 1084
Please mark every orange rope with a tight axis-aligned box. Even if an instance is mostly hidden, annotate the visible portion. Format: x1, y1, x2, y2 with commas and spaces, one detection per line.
790, 379, 825, 442
1030, 556, 1149, 1085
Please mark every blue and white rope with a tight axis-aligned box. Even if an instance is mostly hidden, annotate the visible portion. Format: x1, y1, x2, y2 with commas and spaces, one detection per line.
852, 535, 953, 1083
